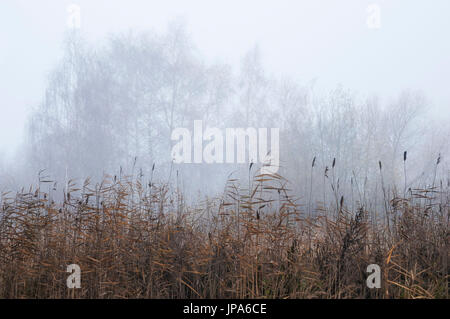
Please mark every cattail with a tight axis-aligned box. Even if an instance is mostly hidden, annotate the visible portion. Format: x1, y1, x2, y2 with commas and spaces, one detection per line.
332, 158, 336, 168
324, 166, 329, 178
403, 152, 408, 196
379, 160, 382, 170
437, 154, 441, 165
312, 156, 316, 168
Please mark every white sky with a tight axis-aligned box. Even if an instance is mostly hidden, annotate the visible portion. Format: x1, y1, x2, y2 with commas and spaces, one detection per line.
1, 0, 449, 158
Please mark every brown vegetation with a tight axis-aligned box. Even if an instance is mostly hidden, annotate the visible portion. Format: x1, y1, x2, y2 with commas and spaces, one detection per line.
0, 170, 448, 299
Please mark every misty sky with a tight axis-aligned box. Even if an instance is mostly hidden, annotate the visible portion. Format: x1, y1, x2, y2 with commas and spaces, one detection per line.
1, 0, 449, 157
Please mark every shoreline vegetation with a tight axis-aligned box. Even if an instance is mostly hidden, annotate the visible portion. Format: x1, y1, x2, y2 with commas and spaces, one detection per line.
0, 169, 447, 299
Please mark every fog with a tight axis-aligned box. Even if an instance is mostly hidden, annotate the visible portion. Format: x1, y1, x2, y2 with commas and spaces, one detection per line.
1, 1, 449, 207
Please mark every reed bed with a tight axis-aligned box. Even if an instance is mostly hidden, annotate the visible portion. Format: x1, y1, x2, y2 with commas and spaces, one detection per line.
0, 171, 448, 299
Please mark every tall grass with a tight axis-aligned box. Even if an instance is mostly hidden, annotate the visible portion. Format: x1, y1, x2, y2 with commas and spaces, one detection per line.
0, 167, 448, 299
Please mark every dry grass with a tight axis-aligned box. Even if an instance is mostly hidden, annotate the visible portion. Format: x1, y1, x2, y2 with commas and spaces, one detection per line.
0, 170, 448, 299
